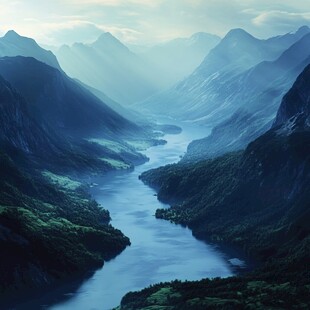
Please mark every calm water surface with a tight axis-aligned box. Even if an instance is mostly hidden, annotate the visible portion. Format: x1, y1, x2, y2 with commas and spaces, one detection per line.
27, 123, 241, 310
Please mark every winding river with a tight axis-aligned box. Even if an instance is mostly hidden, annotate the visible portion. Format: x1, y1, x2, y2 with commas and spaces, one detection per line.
21, 123, 245, 310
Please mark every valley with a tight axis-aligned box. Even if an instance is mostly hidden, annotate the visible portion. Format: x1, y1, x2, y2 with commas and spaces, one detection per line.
0, 8, 309, 310
12, 123, 249, 310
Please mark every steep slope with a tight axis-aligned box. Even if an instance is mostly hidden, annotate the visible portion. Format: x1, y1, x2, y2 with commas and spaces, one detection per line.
139, 32, 220, 89
0, 56, 140, 138
266, 24, 310, 51
123, 65, 310, 309
183, 109, 267, 161
0, 30, 61, 70
183, 31, 310, 161
0, 30, 146, 133
274, 62, 310, 129
139, 26, 310, 123
0, 75, 56, 155
56, 32, 156, 104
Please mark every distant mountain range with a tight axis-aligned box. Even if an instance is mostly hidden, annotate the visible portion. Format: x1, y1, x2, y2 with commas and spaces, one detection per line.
56, 33, 155, 105
139, 26, 310, 120
0, 56, 155, 175
138, 26, 310, 161
184, 30, 310, 161
0, 56, 140, 138
0, 30, 151, 124
56, 32, 220, 104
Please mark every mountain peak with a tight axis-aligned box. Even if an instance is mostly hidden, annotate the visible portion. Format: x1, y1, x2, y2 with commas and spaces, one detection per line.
3, 30, 21, 40
0, 30, 62, 71
92, 32, 129, 52
224, 28, 255, 41
96, 32, 120, 44
2, 30, 37, 45
100, 32, 114, 38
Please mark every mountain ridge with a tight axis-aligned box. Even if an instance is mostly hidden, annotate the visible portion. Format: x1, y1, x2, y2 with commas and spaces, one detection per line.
138, 26, 310, 121
181, 31, 310, 161
0, 56, 140, 138
0, 30, 61, 70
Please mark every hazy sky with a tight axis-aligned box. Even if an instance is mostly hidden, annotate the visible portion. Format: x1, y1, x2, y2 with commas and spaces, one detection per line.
0, 0, 309, 46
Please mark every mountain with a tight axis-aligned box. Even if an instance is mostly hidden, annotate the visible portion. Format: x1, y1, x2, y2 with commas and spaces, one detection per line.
0, 30, 145, 126
0, 36, 169, 304
0, 56, 140, 138
123, 65, 310, 310
138, 32, 220, 89
183, 31, 310, 161
56, 31, 221, 105
0, 30, 61, 70
2, 56, 163, 172
56, 33, 157, 105
138, 26, 310, 122
0, 72, 139, 175
0, 69, 132, 304
266, 24, 310, 51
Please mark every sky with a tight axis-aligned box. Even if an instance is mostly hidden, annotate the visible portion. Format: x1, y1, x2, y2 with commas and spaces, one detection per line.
0, 0, 309, 46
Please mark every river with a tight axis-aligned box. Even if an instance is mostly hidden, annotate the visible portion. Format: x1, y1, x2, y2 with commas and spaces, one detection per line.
20, 123, 244, 310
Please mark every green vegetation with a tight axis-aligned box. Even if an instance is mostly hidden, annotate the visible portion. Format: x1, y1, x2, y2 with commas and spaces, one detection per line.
125, 139, 166, 151
87, 137, 152, 167
100, 158, 131, 170
141, 131, 310, 258
88, 138, 131, 154
117, 277, 310, 309
89, 137, 166, 154
0, 152, 130, 301
42, 170, 82, 191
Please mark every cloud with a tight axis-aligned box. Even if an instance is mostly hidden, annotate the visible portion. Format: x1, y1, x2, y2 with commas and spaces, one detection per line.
253, 10, 310, 26
0, 0, 309, 46
65, 0, 122, 5
103, 26, 143, 43
40, 19, 143, 45
64, 0, 163, 7
47, 21, 104, 45
252, 10, 310, 33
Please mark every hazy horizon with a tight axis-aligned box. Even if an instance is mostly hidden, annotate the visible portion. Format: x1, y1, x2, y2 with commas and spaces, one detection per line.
0, 0, 309, 47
